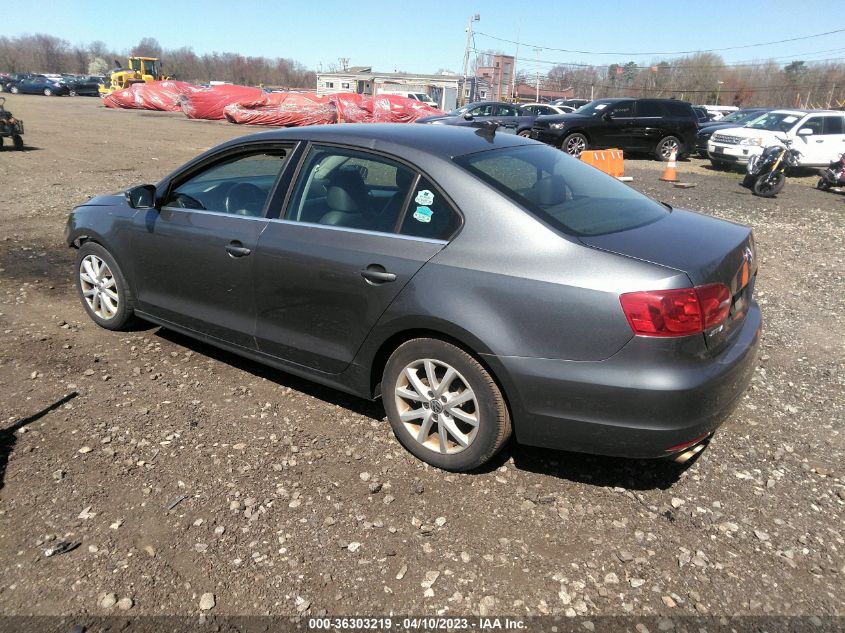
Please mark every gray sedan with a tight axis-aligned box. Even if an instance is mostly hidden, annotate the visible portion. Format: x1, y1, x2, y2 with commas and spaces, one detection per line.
65, 124, 761, 471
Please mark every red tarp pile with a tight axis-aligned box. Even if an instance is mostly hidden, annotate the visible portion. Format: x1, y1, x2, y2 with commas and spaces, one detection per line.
223, 92, 336, 126
180, 84, 264, 120
227, 92, 443, 126
103, 81, 445, 126
103, 80, 199, 111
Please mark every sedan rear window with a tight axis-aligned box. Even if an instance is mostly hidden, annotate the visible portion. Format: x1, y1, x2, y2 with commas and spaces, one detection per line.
454, 145, 668, 236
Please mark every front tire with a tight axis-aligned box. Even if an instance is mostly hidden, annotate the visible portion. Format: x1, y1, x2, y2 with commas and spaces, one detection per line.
752, 172, 785, 198
12, 135, 23, 150
43, 88, 52, 96
383, 338, 512, 471
655, 136, 681, 161
517, 130, 532, 138
75, 242, 136, 330
817, 177, 830, 191
10, 86, 19, 94
560, 132, 588, 157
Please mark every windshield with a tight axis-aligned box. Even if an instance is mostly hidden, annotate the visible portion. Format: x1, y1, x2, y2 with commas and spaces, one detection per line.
448, 105, 469, 115
574, 100, 620, 116
746, 112, 802, 132
454, 145, 668, 236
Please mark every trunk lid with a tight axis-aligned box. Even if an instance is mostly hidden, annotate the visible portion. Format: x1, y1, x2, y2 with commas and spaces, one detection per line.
580, 209, 757, 351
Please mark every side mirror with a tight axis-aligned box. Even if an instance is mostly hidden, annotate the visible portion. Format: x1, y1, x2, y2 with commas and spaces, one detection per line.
797, 127, 813, 136
125, 184, 156, 209
463, 112, 474, 121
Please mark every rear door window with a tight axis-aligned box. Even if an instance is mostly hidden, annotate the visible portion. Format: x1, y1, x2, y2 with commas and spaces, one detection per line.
399, 177, 461, 241
822, 116, 844, 135
608, 102, 634, 118
635, 101, 664, 117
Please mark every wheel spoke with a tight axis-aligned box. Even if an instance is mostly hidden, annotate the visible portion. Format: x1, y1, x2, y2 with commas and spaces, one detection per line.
416, 410, 434, 443
83, 259, 97, 281
102, 277, 116, 289
404, 367, 428, 398
438, 423, 449, 453
83, 288, 96, 297
447, 407, 478, 428
399, 407, 426, 422
100, 294, 117, 316
442, 417, 469, 448
103, 288, 119, 302
446, 389, 474, 408
433, 367, 455, 397
423, 360, 438, 392
396, 387, 426, 403
80, 272, 96, 285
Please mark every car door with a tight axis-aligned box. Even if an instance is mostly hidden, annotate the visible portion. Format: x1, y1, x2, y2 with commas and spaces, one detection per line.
129, 144, 293, 349
252, 144, 456, 374
797, 114, 845, 165
627, 100, 666, 151
492, 103, 521, 133
598, 100, 635, 149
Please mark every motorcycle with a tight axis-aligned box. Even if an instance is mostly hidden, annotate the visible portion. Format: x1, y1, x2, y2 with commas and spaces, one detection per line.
816, 153, 845, 191
741, 138, 802, 198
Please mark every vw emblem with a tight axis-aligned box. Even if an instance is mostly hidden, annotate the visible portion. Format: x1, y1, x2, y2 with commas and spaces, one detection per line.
431, 400, 444, 414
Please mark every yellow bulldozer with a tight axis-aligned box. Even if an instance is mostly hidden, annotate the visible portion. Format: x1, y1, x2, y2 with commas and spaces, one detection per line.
98, 56, 170, 96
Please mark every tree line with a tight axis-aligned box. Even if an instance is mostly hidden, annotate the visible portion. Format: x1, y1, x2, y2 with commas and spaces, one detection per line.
523, 52, 845, 108
0, 35, 316, 88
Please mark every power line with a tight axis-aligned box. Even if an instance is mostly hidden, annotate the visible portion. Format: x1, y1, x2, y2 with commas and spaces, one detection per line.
471, 48, 845, 71
474, 27, 845, 57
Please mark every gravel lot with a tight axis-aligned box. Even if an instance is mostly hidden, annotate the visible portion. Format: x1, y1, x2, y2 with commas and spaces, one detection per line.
0, 95, 843, 625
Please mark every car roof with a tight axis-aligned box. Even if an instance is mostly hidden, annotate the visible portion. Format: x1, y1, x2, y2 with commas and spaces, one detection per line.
218, 123, 533, 159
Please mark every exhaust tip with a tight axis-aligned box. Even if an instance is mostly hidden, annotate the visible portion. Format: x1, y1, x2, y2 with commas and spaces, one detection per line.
671, 442, 706, 464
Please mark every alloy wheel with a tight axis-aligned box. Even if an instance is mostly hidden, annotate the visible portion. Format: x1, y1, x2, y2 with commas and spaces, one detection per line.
79, 254, 119, 320
394, 358, 479, 454
660, 138, 680, 159
564, 135, 586, 156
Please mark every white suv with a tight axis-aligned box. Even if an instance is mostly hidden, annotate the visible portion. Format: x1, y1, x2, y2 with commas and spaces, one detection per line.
707, 109, 845, 167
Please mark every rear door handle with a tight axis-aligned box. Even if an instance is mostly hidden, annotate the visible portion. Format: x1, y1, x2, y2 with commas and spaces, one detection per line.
360, 268, 396, 284
225, 241, 252, 257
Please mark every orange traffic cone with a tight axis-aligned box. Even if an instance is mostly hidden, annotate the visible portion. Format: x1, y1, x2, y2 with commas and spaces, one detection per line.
660, 148, 678, 182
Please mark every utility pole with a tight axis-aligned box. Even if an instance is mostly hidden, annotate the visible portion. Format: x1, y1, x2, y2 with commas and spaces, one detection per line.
534, 47, 541, 102
460, 14, 480, 106
828, 84, 836, 109
715, 80, 723, 105
510, 27, 520, 102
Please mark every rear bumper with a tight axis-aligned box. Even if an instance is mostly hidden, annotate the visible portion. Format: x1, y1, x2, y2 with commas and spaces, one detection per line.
484, 302, 761, 459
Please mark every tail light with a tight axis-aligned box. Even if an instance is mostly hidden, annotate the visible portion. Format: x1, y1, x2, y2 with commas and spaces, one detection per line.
620, 284, 731, 337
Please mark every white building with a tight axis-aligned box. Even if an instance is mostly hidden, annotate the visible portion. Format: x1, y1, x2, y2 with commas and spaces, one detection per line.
316, 66, 459, 111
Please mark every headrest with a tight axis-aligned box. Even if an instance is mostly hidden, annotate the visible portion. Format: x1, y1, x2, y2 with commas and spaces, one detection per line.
327, 185, 360, 212
327, 168, 367, 212
530, 175, 568, 206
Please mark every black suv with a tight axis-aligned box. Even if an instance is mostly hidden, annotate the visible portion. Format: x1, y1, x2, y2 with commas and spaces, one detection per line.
532, 98, 699, 160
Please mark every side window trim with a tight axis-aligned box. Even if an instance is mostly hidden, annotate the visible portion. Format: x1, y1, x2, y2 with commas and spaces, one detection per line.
392, 173, 422, 233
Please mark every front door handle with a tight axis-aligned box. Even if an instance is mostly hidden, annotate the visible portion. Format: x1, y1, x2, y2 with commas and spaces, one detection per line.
225, 241, 252, 257
360, 267, 397, 284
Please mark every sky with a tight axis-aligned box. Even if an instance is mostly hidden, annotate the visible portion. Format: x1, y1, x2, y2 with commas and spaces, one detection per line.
5, 0, 845, 75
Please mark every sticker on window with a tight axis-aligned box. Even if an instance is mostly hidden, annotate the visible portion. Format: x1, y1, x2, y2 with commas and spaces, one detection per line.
414, 190, 434, 206
413, 206, 433, 223
594, 104, 608, 110
782, 116, 798, 123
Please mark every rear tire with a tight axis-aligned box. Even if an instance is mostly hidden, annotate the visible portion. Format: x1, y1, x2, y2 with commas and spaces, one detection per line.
75, 242, 137, 330
560, 132, 588, 157
383, 338, 512, 471
655, 136, 681, 161
752, 172, 785, 198
43, 88, 52, 96
816, 177, 830, 191
12, 135, 23, 150
10, 86, 19, 94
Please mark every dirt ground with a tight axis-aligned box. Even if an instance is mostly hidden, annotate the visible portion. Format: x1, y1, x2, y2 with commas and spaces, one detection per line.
0, 95, 843, 624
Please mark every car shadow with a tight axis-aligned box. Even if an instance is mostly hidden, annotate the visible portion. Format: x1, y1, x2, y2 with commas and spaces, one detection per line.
0, 145, 41, 152
154, 327, 692, 490
154, 328, 386, 421
0, 392, 77, 491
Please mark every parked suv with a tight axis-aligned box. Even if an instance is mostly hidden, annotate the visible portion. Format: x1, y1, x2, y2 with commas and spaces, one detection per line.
707, 109, 845, 168
532, 98, 699, 160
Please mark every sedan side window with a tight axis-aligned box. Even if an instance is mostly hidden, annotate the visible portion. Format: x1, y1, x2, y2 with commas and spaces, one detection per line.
399, 177, 461, 241
163, 151, 288, 216
496, 105, 518, 116
469, 105, 494, 116
285, 146, 416, 233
